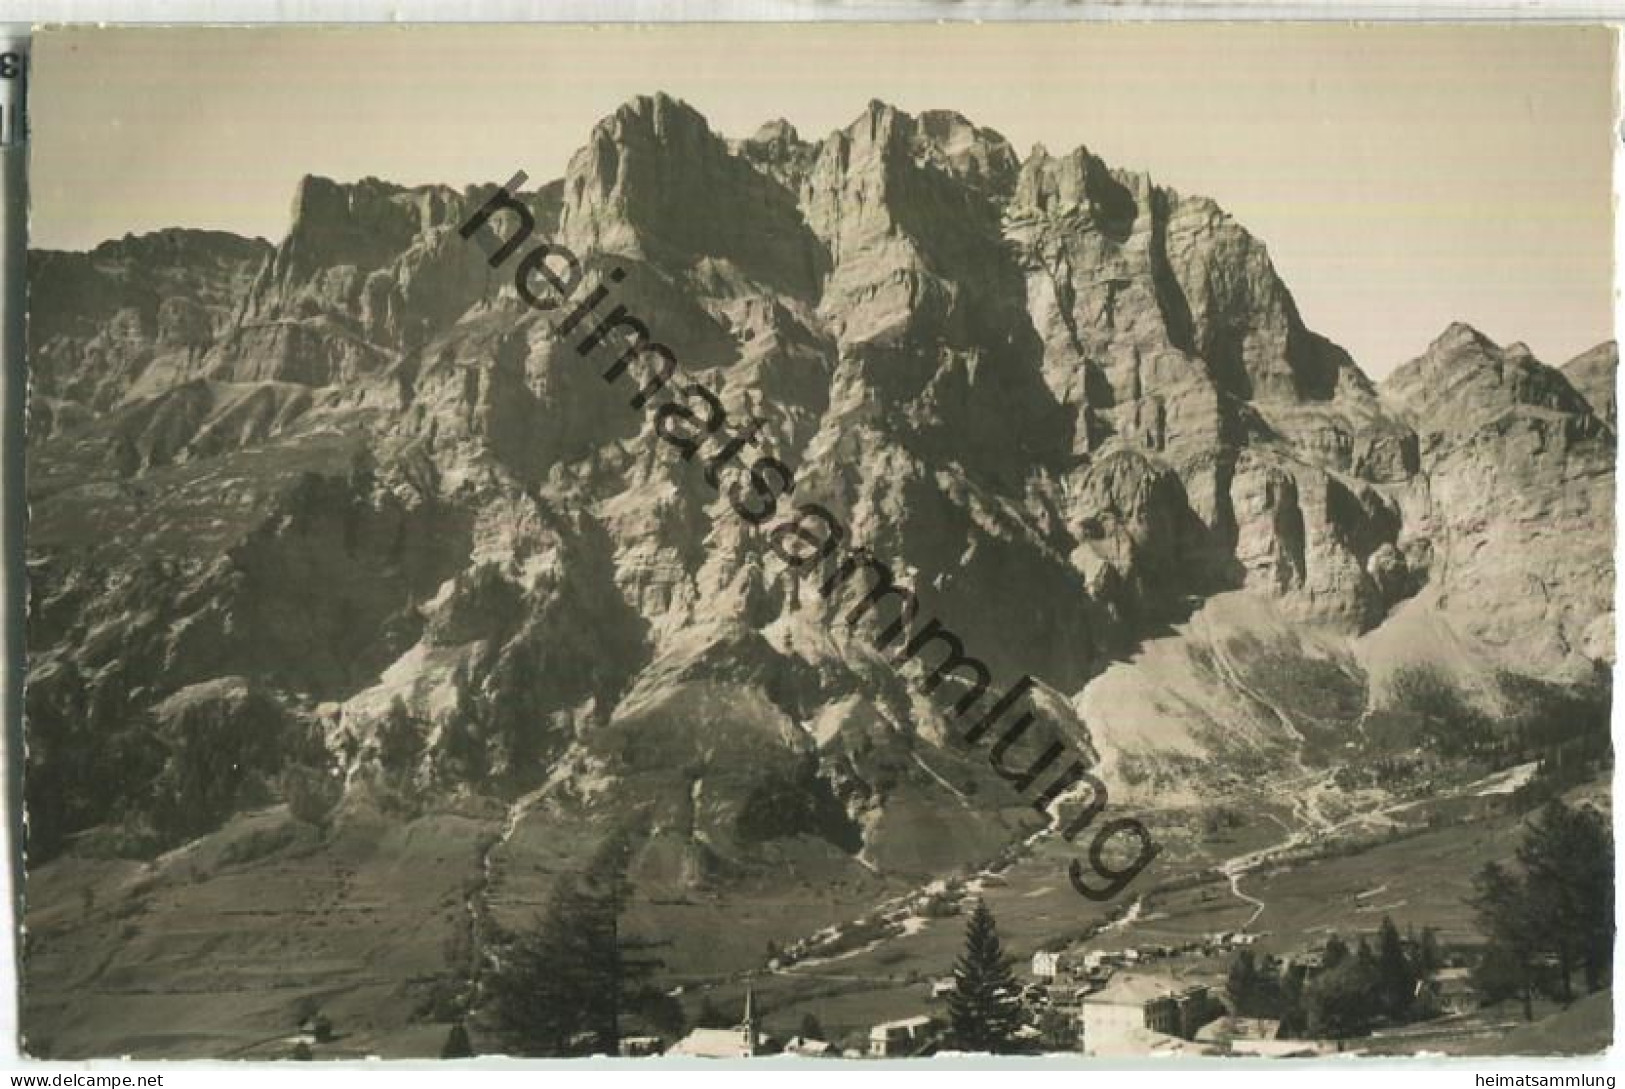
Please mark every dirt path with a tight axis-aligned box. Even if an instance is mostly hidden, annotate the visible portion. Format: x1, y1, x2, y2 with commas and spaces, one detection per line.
1221, 859, 1270, 928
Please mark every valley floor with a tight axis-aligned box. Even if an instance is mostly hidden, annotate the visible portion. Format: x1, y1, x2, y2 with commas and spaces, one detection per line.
20, 770, 1611, 1060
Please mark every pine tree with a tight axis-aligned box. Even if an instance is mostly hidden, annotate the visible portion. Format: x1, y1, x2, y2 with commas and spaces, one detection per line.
485, 828, 664, 1055
1470, 860, 1538, 1021
441, 1021, 474, 1059
486, 872, 591, 1054
947, 901, 1024, 1053
1415, 927, 1442, 978
1278, 964, 1307, 1036
1464, 800, 1614, 1017
1516, 800, 1614, 998
1303, 954, 1380, 1040
1355, 936, 1377, 970
1226, 949, 1260, 1015
575, 829, 664, 1051
1472, 939, 1529, 1009
1376, 916, 1416, 1021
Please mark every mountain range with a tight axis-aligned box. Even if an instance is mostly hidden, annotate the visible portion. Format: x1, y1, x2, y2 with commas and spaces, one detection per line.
21, 92, 1615, 1057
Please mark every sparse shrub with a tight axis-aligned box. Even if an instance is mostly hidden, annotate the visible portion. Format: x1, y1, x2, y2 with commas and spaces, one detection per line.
377, 697, 427, 776
735, 757, 862, 853
217, 828, 308, 871
811, 916, 897, 959
282, 764, 343, 827
412, 975, 467, 1023
292, 996, 321, 1025
72, 819, 164, 861
147, 683, 291, 842
1385, 665, 1494, 757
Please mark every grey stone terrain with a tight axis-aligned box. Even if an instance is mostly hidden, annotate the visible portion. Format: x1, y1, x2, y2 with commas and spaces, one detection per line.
20, 93, 1614, 1057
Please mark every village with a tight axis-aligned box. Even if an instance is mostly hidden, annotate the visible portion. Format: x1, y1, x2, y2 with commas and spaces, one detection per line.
617, 923, 1480, 1060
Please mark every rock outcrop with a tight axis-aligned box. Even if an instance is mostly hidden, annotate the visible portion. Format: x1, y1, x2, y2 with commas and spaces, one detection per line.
24, 93, 1613, 881
1564, 340, 1617, 432
28, 230, 271, 424
1383, 324, 1614, 678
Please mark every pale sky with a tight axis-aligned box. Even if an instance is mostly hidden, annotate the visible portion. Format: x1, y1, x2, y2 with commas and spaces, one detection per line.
29, 24, 1617, 377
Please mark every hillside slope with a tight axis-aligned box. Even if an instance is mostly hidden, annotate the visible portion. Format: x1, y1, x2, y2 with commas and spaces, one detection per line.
22, 92, 1614, 1057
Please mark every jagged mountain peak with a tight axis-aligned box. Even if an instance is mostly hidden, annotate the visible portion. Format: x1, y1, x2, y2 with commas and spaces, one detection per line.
1428, 320, 1499, 354
1563, 340, 1618, 430
1011, 141, 1133, 218
596, 90, 713, 145
21, 82, 1617, 1059
1566, 339, 1618, 368
747, 117, 802, 146
1384, 321, 1597, 437
559, 92, 823, 296
25, 91, 1615, 875
828, 98, 1021, 199
83, 226, 273, 263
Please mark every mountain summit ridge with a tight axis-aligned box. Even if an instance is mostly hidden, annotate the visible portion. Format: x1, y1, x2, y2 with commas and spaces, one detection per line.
23, 88, 1614, 908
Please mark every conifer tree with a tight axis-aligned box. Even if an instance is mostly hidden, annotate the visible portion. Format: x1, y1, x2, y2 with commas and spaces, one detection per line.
1322, 933, 1350, 969
947, 901, 1024, 1053
1471, 860, 1539, 1021
1376, 915, 1416, 1020
1516, 800, 1614, 997
485, 827, 664, 1055
1415, 926, 1442, 978
441, 1021, 474, 1059
1226, 949, 1261, 1015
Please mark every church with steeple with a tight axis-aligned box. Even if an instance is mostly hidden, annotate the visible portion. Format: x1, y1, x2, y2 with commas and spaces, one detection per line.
666, 987, 776, 1058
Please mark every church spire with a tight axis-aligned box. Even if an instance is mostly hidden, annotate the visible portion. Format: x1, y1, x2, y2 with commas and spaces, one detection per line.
741, 986, 758, 1056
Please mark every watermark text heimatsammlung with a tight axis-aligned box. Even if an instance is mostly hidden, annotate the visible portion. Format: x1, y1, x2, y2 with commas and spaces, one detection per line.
457, 173, 1160, 901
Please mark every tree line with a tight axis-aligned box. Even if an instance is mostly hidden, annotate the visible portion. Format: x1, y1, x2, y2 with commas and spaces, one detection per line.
1470, 799, 1613, 1019
1223, 797, 1615, 1042
479, 828, 679, 1056
1227, 918, 1441, 1040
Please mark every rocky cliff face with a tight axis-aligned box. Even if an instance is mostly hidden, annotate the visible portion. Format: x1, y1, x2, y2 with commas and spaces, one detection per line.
1382, 324, 1615, 678
28, 230, 272, 437
1564, 340, 1617, 432
25, 93, 1614, 883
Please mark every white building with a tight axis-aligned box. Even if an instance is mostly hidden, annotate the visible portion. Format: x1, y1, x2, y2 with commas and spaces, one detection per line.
1196, 1017, 1330, 1058
1079, 974, 1218, 1057
669, 989, 772, 1058
1031, 951, 1062, 979
869, 1015, 936, 1057
1083, 949, 1127, 971
618, 1035, 664, 1057
782, 1036, 838, 1057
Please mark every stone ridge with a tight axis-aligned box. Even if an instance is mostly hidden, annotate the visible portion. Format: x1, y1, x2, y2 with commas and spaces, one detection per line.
21, 90, 1615, 890
1562, 340, 1617, 432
